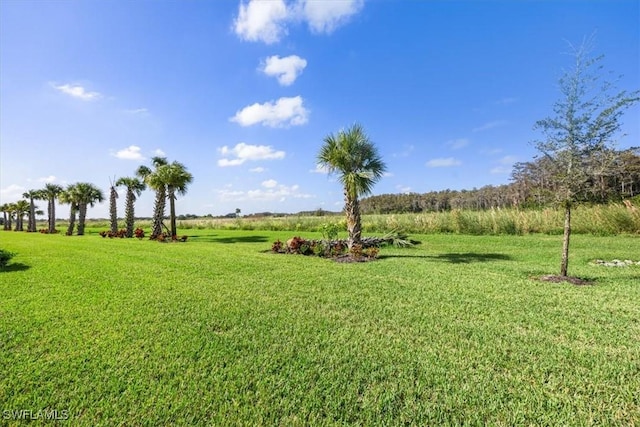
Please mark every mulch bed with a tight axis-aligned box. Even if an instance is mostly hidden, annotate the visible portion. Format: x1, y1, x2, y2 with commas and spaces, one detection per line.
537, 275, 594, 286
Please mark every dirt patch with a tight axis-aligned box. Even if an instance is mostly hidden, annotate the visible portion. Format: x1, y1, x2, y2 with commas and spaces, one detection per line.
537, 275, 594, 286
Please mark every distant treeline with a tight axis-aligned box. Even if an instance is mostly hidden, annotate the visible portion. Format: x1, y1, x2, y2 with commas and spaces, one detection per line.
361, 147, 640, 214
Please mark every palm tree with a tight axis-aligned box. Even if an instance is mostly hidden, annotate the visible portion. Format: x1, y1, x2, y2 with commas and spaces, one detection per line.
13, 200, 30, 231
156, 161, 193, 238
317, 123, 386, 248
3, 202, 16, 231
115, 177, 146, 237
22, 189, 41, 232
59, 184, 80, 236
41, 183, 64, 233
137, 156, 168, 239
0, 203, 11, 231
73, 183, 105, 236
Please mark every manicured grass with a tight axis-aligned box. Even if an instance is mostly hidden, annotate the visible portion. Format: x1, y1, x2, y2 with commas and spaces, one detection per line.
1, 230, 639, 425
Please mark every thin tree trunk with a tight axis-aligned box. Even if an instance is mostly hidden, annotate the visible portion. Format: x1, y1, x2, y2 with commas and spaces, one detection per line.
2, 212, 8, 230
125, 190, 135, 238
77, 204, 87, 236
345, 192, 362, 249
560, 203, 571, 277
169, 187, 177, 238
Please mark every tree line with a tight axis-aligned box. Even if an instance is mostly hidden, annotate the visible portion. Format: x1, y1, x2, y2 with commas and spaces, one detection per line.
360, 146, 640, 214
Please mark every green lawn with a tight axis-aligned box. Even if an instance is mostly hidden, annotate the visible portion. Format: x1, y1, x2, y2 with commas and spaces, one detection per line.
1, 230, 639, 425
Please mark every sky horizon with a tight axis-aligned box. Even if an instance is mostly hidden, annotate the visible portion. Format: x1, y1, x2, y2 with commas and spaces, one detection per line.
1, 0, 639, 219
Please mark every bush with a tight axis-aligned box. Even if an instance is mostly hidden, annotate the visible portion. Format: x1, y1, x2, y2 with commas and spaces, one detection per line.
0, 249, 15, 268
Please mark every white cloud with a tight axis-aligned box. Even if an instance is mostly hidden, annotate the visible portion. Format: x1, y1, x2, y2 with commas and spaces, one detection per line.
0, 184, 26, 201
52, 83, 101, 101
396, 185, 411, 194
309, 164, 329, 174
154, 149, 166, 157
234, 0, 289, 44
472, 120, 507, 132
233, 0, 364, 44
298, 0, 364, 34
490, 155, 517, 174
446, 138, 470, 150
230, 96, 309, 127
392, 144, 414, 158
218, 142, 285, 167
216, 183, 312, 202
112, 145, 145, 160
426, 157, 462, 168
250, 167, 266, 173
124, 108, 149, 115
37, 175, 58, 183
260, 55, 307, 86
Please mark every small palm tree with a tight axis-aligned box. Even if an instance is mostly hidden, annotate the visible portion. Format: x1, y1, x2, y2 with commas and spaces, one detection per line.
22, 189, 41, 232
0, 203, 11, 231
41, 183, 64, 233
73, 183, 105, 236
317, 123, 386, 248
59, 184, 80, 236
13, 200, 30, 231
137, 156, 168, 239
115, 177, 146, 237
156, 161, 193, 238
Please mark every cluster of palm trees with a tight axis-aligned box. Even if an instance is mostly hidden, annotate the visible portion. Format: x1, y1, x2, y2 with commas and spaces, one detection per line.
1, 156, 193, 238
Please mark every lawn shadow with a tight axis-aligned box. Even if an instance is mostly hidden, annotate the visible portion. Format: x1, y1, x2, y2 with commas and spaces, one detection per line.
0, 263, 31, 272
428, 252, 513, 264
189, 234, 270, 244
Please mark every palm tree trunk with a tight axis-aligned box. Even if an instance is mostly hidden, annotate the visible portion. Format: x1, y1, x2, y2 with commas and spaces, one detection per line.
560, 203, 571, 277
150, 188, 166, 239
168, 186, 177, 238
48, 198, 57, 233
77, 204, 88, 236
66, 204, 77, 236
345, 192, 362, 249
125, 190, 135, 238
28, 198, 36, 232
2, 211, 8, 230
110, 187, 118, 234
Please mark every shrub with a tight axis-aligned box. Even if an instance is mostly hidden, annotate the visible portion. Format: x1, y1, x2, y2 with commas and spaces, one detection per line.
0, 249, 15, 268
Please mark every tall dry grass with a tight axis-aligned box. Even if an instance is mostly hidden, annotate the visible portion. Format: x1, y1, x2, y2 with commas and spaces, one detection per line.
80, 203, 639, 236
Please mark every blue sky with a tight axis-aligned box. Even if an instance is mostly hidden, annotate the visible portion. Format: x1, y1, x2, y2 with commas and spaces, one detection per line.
1, 0, 638, 218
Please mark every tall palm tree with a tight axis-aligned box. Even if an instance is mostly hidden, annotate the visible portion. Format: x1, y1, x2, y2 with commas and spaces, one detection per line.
22, 189, 41, 232
59, 184, 80, 236
317, 123, 386, 248
41, 183, 64, 233
73, 183, 105, 236
115, 177, 146, 237
156, 161, 193, 238
137, 156, 168, 239
13, 200, 30, 231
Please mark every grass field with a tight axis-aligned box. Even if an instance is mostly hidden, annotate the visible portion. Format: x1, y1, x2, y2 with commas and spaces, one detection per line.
1, 230, 639, 425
